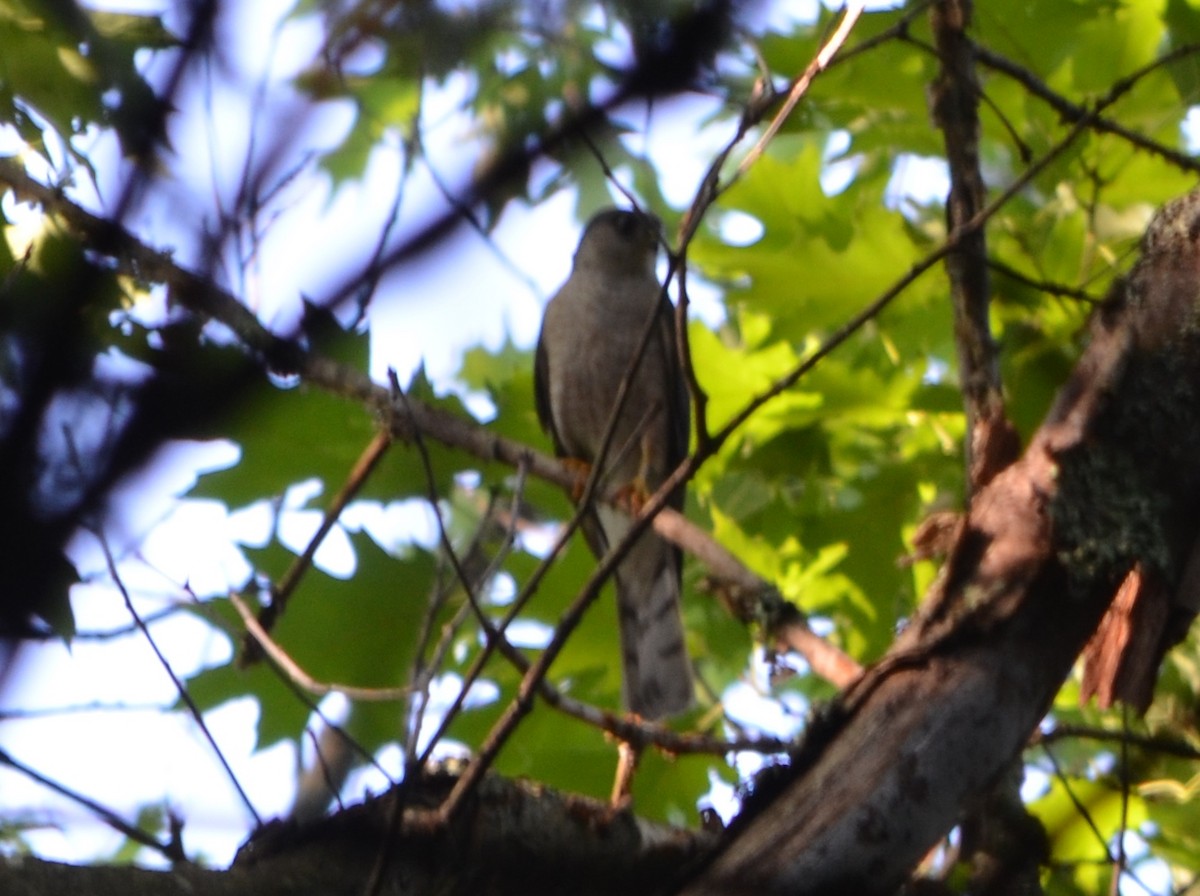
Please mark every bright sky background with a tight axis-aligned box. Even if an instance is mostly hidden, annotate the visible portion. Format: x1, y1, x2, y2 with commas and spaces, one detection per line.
0, 0, 965, 870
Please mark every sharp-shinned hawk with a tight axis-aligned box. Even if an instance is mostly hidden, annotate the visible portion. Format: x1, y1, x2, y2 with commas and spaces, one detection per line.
534, 208, 692, 719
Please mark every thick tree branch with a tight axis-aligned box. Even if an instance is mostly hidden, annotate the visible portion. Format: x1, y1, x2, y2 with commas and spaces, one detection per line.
680, 187, 1200, 895
0, 774, 716, 896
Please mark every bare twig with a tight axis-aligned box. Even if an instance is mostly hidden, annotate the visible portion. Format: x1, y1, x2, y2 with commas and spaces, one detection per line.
1031, 724, 1200, 761
97, 533, 261, 826
14, 605, 188, 642
1111, 707, 1130, 896
243, 429, 393, 662
402, 488, 502, 765
412, 471, 607, 770
735, 2, 867, 181
974, 42, 1200, 175
408, 469, 531, 765
0, 746, 180, 862
390, 371, 503, 643
0, 701, 166, 720
230, 592, 410, 701
988, 257, 1105, 305
1037, 742, 1118, 865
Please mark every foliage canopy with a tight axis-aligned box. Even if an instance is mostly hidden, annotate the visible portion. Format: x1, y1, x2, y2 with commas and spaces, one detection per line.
1, 0, 1199, 893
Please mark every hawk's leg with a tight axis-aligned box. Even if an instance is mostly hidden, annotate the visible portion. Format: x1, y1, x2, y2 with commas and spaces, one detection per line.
610, 739, 641, 808
613, 430, 657, 515
560, 456, 592, 502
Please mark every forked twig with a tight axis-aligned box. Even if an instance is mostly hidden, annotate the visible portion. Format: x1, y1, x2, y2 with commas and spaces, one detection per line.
230, 592, 410, 702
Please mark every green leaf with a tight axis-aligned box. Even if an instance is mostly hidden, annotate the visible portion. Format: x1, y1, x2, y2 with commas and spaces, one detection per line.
185, 532, 435, 752
457, 337, 544, 448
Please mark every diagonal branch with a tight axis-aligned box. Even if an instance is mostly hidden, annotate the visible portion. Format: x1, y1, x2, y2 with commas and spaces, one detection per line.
241, 429, 393, 662
230, 592, 410, 702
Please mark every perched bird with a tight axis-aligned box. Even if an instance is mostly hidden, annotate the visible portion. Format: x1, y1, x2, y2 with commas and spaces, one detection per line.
534, 208, 693, 719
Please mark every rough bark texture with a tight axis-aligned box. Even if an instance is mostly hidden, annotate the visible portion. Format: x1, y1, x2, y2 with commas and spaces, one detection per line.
0, 773, 712, 896
678, 188, 1200, 895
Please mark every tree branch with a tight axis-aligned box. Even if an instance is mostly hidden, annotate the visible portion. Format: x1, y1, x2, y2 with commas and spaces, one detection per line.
974, 43, 1200, 175
929, 0, 1017, 493
0, 773, 717, 896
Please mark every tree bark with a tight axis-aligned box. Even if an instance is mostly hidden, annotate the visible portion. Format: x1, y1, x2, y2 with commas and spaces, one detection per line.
0, 773, 712, 896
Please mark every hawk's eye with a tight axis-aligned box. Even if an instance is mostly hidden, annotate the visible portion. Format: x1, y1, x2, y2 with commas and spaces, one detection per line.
614, 213, 640, 238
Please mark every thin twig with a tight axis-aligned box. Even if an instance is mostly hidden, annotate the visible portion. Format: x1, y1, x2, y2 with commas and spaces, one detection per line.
580, 129, 643, 213
1036, 740, 1162, 896
1035, 739, 1158, 896
402, 489, 501, 765
408, 469, 531, 765
246, 429, 393, 657
390, 371, 500, 642
263, 643, 395, 790
97, 534, 261, 825
1111, 706, 1130, 896
973, 42, 1200, 175
0, 701, 166, 720
14, 604, 187, 642
1031, 723, 1200, 760
412, 466, 614, 769
988, 257, 1104, 305
735, 1, 866, 181
231, 592, 410, 701
0, 745, 179, 861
